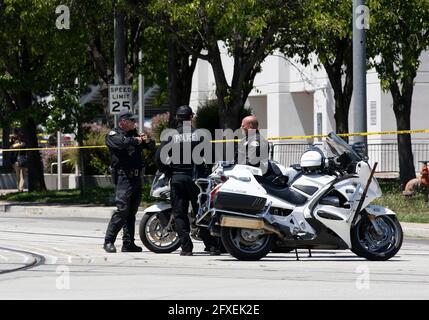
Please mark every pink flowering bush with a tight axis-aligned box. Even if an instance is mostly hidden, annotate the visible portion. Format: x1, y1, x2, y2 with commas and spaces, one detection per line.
151, 112, 170, 142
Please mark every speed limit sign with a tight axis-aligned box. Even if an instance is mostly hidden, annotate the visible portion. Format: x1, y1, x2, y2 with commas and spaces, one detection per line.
109, 85, 133, 114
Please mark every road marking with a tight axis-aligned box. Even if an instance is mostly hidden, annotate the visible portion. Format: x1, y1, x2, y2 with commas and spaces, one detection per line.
2, 244, 58, 265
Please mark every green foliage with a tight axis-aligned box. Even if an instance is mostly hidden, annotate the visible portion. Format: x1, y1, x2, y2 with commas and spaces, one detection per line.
374, 179, 429, 223
148, 0, 300, 129
0, 187, 115, 205
279, 0, 354, 77
0, 184, 156, 206
83, 124, 110, 175
367, 0, 429, 90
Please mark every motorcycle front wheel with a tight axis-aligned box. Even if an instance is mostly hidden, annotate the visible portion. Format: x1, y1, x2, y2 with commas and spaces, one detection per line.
351, 214, 403, 261
220, 226, 274, 261
139, 212, 181, 253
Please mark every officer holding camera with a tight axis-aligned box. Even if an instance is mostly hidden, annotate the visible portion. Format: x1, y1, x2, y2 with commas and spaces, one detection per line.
104, 108, 155, 253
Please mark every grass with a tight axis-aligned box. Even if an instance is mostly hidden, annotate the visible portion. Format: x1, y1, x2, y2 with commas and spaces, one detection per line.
1, 179, 428, 223
0, 183, 156, 207
374, 179, 429, 223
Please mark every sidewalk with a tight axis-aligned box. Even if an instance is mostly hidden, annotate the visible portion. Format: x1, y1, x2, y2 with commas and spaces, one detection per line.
0, 201, 428, 239
0, 201, 117, 218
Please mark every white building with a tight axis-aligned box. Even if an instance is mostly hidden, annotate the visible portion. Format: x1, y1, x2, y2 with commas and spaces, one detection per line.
189, 46, 429, 171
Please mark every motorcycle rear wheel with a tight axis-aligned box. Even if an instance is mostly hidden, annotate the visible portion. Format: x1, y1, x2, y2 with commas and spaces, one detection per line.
221, 226, 274, 261
139, 212, 181, 253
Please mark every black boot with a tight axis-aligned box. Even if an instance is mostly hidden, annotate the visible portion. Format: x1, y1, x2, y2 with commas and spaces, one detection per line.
209, 247, 221, 256
104, 242, 116, 253
121, 243, 143, 252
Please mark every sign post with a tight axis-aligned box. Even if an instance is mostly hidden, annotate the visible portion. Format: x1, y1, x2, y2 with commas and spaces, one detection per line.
138, 51, 144, 131
57, 131, 62, 190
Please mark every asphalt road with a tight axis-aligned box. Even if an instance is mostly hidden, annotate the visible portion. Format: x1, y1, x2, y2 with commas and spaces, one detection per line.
0, 212, 428, 300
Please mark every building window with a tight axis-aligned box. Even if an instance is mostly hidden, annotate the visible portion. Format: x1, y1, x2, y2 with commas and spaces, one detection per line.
370, 101, 377, 126
317, 113, 323, 135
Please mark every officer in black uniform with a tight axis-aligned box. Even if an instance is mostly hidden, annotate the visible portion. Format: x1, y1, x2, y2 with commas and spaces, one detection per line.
236, 115, 270, 173
104, 108, 155, 253
156, 105, 220, 256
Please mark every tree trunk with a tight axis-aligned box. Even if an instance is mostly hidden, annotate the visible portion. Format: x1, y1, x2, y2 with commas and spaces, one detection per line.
167, 33, 179, 127
1, 119, 13, 172
219, 102, 242, 131
323, 39, 353, 142
22, 116, 47, 192
391, 82, 416, 190
334, 98, 349, 135
167, 33, 199, 127
75, 125, 86, 195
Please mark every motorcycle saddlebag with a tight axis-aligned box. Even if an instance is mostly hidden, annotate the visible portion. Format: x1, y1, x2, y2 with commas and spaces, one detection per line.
213, 192, 267, 214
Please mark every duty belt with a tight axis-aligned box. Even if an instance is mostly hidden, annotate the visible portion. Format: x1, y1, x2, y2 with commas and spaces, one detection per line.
117, 169, 141, 178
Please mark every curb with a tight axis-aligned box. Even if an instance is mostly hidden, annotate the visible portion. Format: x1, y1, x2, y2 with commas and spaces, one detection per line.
0, 202, 428, 239
0, 202, 124, 219
400, 222, 429, 239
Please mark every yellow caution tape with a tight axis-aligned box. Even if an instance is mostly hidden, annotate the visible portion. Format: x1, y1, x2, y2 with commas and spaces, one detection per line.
0, 145, 108, 152
1, 129, 429, 152
211, 128, 429, 143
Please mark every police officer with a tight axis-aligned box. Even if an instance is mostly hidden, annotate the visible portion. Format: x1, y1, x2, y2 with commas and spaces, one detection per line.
104, 108, 155, 253
236, 115, 270, 172
156, 105, 220, 256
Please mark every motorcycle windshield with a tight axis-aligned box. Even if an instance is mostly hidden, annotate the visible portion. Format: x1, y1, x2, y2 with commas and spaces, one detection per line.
325, 132, 362, 162
150, 172, 168, 196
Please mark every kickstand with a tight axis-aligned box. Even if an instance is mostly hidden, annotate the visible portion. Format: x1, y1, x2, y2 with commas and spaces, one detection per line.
308, 249, 312, 258
295, 249, 300, 261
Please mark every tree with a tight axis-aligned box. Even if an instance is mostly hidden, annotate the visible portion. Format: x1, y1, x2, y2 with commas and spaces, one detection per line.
166, 31, 202, 127
0, 0, 55, 191
133, 1, 202, 126
0, 90, 14, 172
77, 0, 171, 127
0, 0, 107, 191
368, 0, 429, 188
279, 0, 354, 138
151, 0, 301, 130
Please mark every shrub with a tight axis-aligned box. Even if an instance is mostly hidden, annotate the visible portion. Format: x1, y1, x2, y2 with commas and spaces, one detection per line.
151, 112, 170, 142
82, 123, 111, 175
41, 148, 75, 174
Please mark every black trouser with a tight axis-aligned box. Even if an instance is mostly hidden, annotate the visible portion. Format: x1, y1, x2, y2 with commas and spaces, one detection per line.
170, 173, 218, 252
105, 172, 142, 246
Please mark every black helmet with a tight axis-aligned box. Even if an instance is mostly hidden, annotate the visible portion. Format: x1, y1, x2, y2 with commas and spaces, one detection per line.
176, 105, 194, 119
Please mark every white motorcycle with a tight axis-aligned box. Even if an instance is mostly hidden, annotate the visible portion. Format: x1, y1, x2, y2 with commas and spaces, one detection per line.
195, 132, 403, 261
139, 169, 289, 253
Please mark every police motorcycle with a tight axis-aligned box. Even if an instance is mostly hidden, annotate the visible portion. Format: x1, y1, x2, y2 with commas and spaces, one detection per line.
138, 165, 292, 253
194, 132, 403, 261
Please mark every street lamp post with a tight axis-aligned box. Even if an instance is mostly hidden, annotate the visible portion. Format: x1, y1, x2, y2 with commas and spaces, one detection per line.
352, 0, 369, 152
114, 5, 125, 126
138, 51, 144, 131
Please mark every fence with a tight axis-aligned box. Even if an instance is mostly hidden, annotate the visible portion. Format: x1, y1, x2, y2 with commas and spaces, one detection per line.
271, 143, 429, 173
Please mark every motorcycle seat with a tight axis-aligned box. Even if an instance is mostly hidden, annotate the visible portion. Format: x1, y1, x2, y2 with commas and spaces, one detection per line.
262, 160, 289, 187
255, 175, 308, 205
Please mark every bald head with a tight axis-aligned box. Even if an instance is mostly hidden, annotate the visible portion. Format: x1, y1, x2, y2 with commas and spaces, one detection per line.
241, 115, 259, 135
